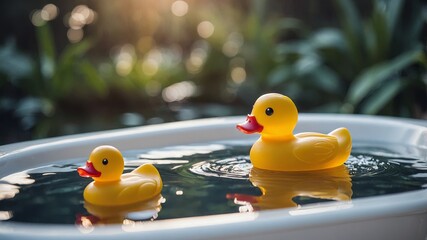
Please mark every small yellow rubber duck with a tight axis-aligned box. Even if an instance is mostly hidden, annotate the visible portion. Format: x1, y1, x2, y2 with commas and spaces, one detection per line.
77, 145, 163, 206
237, 93, 352, 171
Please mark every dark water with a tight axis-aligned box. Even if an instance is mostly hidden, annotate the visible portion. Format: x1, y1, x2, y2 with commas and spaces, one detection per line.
0, 141, 426, 228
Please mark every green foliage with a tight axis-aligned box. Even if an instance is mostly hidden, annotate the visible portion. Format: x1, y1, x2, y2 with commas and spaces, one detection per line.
1, 23, 108, 115
0, 23, 110, 140
346, 49, 424, 114
0, 40, 33, 85
1, 0, 426, 145
33, 24, 107, 101
271, 0, 427, 116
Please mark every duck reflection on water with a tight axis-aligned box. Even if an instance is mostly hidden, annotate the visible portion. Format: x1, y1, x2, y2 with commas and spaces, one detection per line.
76, 194, 163, 228
228, 165, 352, 211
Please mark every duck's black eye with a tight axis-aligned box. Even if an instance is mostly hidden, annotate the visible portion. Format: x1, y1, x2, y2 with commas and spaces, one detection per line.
102, 158, 108, 165
265, 107, 274, 116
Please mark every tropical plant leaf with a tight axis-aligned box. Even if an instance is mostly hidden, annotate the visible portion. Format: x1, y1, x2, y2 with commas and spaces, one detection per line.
80, 60, 107, 96
385, 0, 403, 35
294, 55, 320, 76
59, 40, 92, 64
35, 24, 56, 80
312, 102, 342, 113
277, 18, 309, 38
334, 0, 362, 35
360, 76, 402, 114
50, 41, 93, 97
0, 39, 33, 83
307, 66, 341, 94
402, 2, 424, 48
346, 48, 423, 105
276, 41, 312, 57
310, 28, 346, 50
369, 2, 389, 63
267, 66, 293, 87
334, 0, 366, 70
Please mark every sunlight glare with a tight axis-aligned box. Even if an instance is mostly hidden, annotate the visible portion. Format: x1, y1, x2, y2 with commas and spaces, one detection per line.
0, 211, 12, 221
0, 184, 19, 200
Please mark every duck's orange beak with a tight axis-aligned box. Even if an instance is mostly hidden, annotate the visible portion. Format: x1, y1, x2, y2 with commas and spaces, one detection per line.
237, 115, 263, 134
77, 161, 101, 178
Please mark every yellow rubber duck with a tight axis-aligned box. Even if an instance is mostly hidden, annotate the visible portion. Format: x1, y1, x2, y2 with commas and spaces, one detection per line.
77, 145, 163, 206
237, 93, 352, 171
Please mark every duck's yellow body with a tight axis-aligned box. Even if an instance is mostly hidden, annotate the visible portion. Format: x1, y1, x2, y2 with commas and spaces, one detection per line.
237, 93, 352, 171
78, 146, 163, 206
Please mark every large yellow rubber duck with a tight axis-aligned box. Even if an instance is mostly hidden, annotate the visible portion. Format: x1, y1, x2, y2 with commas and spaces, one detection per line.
237, 93, 352, 171
77, 145, 163, 206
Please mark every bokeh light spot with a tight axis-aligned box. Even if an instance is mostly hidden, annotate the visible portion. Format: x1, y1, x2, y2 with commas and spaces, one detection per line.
222, 32, 244, 57
171, 1, 188, 17
141, 49, 163, 76
142, 59, 159, 76
116, 60, 133, 76
41, 4, 58, 21
31, 10, 45, 27
197, 21, 214, 39
67, 28, 83, 43
69, 5, 96, 30
231, 67, 246, 84
186, 41, 209, 74
190, 48, 207, 67
113, 45, 135, 76
162, 81, 196, 102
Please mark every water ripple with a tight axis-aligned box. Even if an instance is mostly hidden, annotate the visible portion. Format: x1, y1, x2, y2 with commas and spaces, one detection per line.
189, 156, 251, 180
189, 150, 423, 180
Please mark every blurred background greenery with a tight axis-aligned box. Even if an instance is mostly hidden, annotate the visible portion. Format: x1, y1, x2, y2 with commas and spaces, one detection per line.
1, 0, 426, 145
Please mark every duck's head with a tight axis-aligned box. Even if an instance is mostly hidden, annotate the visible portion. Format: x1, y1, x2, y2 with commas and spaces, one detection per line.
77, 145, 124, 182
237, 93, 298, 139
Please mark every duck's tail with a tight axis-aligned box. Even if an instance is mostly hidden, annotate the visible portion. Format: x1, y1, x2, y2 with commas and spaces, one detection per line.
134, 164, 163, 192
329, 128, 352, 163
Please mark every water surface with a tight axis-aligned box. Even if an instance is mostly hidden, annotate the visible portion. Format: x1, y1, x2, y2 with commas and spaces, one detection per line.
0, 141, 426, 227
